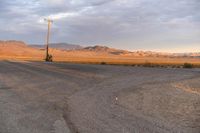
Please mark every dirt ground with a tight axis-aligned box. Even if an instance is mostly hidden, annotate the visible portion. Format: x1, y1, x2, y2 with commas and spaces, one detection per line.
0, 61, 199, 133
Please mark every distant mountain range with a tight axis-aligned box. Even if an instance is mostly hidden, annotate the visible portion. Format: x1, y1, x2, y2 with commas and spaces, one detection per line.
0, 40, 200, 58
30, 43, 83, 50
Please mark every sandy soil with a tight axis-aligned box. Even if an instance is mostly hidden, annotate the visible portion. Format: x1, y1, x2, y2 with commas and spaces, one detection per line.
0, 61, 199, 133
1, 41, 200, 65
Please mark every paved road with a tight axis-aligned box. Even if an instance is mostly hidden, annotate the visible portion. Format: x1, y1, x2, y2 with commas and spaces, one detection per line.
0, 61, 199, 133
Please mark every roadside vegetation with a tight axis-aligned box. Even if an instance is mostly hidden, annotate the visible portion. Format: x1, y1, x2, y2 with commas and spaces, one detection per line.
100, 62, 107, 65
98, 61, 198, 69
183, 63, 193, 68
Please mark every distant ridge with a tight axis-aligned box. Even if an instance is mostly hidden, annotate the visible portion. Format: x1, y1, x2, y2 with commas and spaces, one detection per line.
84, 45, 111, 51
0, 40, 199, 58
82, 45, 200, 57
30, 43, 83, 50
0, 40, 27, 47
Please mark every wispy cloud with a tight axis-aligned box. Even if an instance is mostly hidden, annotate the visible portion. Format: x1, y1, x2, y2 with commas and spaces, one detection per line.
38, 12, 79, 23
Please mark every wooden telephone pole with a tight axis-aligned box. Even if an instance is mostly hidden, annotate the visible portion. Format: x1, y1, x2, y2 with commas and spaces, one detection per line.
44, 18, 53, 62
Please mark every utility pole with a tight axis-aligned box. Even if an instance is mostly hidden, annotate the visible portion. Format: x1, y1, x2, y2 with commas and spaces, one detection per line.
44, 18, 53, 62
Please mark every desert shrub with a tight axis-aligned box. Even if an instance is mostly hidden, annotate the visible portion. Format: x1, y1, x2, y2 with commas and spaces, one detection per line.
143, 62, 155, 67
156, 64, 164, 68
172, 65, 179, 68
132, 64, 137, 67
195, 64, 200, 68
183, 63, 193, 68
172, 65, 181, 68
101, 62, 107, 65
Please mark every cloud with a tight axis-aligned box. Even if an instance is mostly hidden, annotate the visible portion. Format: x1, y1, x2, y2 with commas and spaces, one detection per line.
38, 12, 79, 23
0, 0, 200, 52
43, 0, 66, 5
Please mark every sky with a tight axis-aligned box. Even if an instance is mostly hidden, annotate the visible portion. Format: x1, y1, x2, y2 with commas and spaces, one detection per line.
0, 0, 200, 52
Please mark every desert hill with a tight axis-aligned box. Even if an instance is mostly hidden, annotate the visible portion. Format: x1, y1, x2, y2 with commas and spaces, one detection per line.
0, 40, 200, 65
83, 45, 131, 55
0, 40, 42, 57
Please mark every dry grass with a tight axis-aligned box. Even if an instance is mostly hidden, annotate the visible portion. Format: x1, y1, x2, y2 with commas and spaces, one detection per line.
1, 55, 200, 68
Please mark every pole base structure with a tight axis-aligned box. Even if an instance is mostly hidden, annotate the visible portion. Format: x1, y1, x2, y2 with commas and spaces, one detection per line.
45, 54, 53, 62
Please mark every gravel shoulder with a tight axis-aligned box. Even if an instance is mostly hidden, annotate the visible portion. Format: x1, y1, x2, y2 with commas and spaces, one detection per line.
0, 61, 199, 133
